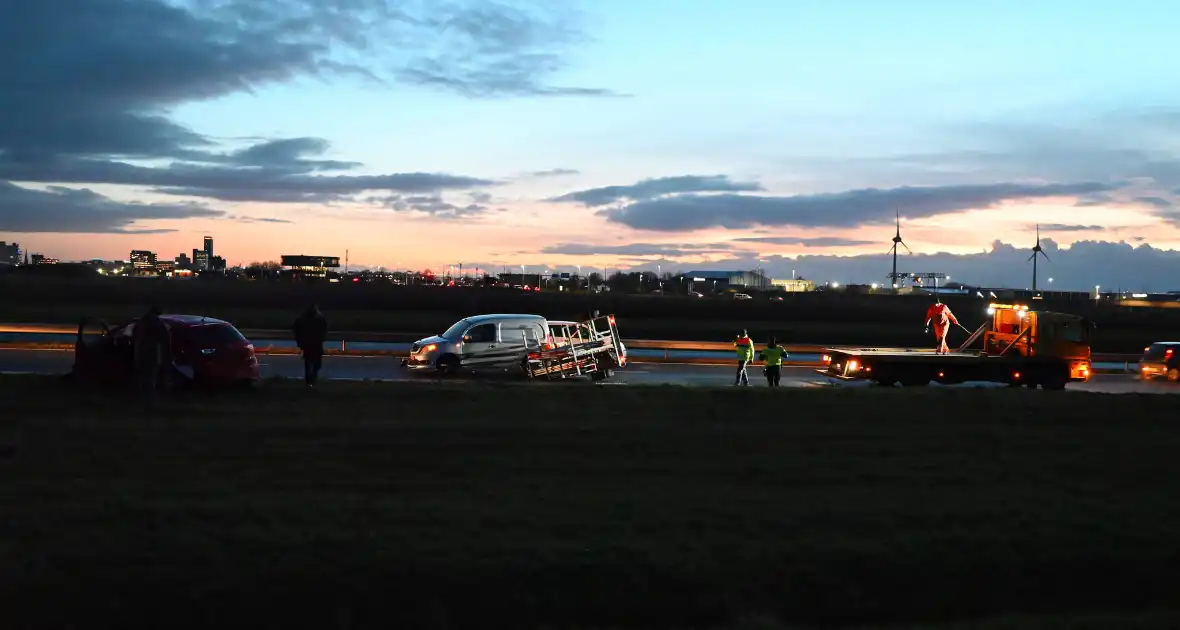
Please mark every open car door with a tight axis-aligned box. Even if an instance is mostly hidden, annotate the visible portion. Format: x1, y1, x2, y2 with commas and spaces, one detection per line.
72, 318, 130, 383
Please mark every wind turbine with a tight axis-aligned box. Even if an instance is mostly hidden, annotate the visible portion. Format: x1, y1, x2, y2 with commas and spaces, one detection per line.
887, 210, 911, 288
1028, 224, 1050, 292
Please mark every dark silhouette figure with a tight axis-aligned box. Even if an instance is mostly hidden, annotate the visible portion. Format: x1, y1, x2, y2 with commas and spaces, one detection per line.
131, 305, 171, 397
293, 304, 329, 386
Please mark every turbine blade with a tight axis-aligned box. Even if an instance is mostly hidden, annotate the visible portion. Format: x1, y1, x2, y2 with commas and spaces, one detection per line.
1040, 250, 1051, 262
1027, 252, 1036, 262
901, 241, 912, 254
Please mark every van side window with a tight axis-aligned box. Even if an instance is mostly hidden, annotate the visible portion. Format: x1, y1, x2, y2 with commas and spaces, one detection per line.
500, 326, 527, 344
464, 323, 497, 343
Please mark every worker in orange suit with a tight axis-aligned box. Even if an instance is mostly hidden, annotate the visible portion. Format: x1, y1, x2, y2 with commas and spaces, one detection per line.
924, 299, 959, 355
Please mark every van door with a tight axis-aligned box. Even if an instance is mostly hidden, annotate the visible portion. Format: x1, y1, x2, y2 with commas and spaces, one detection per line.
496, 323, 533, 366
459, 322, 500, 367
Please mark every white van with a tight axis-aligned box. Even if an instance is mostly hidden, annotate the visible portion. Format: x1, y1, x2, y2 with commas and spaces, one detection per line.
402, 314, 549, 375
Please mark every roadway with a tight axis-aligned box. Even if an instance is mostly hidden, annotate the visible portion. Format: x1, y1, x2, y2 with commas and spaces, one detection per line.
0, 348, 1175, 393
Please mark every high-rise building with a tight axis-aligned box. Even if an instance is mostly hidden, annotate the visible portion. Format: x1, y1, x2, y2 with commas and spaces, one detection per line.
203, 236, 213, 260
130, 250, 157, 273
193, 248, 210, 271
0, 241, 19, 266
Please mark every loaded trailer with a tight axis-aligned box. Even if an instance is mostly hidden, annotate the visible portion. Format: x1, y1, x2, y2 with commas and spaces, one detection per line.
524, 314, 627, 381
818, 303, 1093, 390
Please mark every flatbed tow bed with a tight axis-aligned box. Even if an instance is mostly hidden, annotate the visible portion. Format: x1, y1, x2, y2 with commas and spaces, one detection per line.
818, 304, 1094, 390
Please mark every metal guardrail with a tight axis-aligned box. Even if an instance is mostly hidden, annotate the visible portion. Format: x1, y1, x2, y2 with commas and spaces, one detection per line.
0, 323, 1143, 367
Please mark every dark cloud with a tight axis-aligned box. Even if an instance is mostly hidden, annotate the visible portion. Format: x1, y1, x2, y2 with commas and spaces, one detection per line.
1038, 224, 1104, 232
598, 182, 1119, 231
0, 0, 603, 232
0, 153, 498, 203
733, 236, 876, 247
230, 215, 293, 224
0, 182, 222, 233
620, 239, 1180, 293
529, 168, 580, 177
1135, 196, 1173, 209
549, 175, 764, 207
371, 194, 489, 218
540, 242, 735, 257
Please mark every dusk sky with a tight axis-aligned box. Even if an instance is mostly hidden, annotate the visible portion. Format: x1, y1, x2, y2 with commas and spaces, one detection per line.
3, 0, 1180, 290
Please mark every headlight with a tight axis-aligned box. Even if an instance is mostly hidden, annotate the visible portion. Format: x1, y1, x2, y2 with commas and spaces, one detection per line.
422, 344, 437, 353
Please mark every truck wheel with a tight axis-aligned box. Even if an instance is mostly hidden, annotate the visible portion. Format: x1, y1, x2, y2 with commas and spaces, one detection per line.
520, 358, 534, 379
1042, 377, 1067, 391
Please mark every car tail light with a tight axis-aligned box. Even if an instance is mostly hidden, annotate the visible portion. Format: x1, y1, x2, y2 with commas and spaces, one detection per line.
1167, 348, 1174, 359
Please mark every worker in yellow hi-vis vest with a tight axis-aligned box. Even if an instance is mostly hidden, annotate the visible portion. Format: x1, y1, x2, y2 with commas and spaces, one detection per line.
759, 336, 788, 387
733, 329, 754, 386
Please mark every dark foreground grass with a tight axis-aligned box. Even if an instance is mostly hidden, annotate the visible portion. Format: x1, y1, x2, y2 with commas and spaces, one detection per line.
3, 376, 1180, 629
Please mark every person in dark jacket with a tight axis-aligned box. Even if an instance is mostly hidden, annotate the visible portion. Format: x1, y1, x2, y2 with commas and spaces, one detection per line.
131, 305, 171, 398
293, 304, 328, 386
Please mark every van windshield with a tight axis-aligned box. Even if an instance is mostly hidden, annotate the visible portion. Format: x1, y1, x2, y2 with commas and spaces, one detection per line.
442, 318, 472, 340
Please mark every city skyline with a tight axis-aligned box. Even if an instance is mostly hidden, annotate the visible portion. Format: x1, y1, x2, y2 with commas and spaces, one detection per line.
2, 0, 1180, 291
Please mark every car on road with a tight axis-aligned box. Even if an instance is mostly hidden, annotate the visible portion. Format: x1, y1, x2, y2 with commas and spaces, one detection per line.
1139, 342, 1180, 381
732, 293, 752, 300
72, 315, 260, 388
402, 314, 550, 376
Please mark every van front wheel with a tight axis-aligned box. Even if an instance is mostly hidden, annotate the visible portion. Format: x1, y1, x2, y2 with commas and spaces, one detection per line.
436, 355, 460, 376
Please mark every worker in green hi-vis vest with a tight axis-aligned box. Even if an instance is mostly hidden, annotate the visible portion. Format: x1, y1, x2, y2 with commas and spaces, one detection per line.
733, 329, 754, 386
759, 336, 789, 387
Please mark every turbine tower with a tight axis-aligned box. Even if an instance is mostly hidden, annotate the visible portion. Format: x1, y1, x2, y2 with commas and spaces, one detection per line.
1028, 224, 1050, 292
887, 210, 911, 288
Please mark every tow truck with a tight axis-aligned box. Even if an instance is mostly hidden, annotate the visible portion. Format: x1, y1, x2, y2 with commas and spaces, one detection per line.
524, 314, 627, 382
819, 303, 1093, 389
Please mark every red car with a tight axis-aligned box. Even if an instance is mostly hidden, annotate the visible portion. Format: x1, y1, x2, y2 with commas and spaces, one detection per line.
73, 314, 261, 388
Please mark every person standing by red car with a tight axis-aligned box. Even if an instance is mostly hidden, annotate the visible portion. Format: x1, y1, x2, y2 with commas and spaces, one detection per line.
293, 304, 329, 387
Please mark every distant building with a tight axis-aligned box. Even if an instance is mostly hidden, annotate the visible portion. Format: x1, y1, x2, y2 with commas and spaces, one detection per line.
175, 253, 191, 269
770, 278, 816, 292
681, 270, 771, 292
281, 254, 340, 279
193, 248, 210, 271
203, 236, 214, 261
281, 255, 341, 269
130, 250, 157, 274
156, 260, 175, 274
0, 241, 19, 266
29, 254, 58, 265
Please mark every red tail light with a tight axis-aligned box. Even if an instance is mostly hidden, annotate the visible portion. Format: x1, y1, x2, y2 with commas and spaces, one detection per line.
608, 315, 615, 326
1167, 348, 1174, 359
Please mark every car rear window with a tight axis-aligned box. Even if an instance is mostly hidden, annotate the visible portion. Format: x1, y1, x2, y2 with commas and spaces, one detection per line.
191, 324, 247, 346
1144, 343, 1177, 359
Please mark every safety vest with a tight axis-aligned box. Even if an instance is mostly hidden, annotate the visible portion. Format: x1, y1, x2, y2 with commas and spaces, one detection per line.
734, 336, 754, 361
761, 345, 787, 366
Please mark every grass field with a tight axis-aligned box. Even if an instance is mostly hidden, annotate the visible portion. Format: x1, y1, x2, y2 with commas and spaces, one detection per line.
3, 376, 1180, 629
2, 275, 1177, 351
